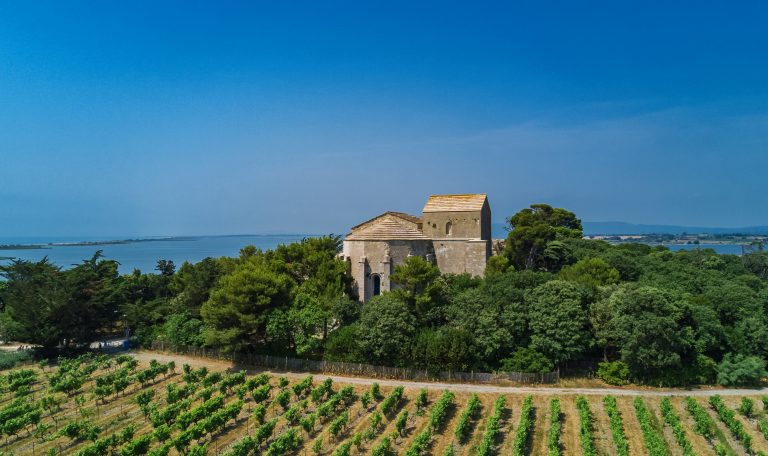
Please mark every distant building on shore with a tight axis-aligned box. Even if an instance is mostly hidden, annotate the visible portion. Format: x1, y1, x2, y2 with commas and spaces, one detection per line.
342, 194, 492, 301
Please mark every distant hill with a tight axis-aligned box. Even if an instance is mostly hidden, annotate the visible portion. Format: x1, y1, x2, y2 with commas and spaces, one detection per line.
491, 221, 768, 237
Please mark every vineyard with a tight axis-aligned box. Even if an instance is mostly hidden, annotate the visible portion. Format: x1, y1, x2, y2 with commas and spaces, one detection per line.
2, 354, 768, 455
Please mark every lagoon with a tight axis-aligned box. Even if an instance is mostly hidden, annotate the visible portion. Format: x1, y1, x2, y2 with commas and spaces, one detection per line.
0, 235, 313, 273
0, 236, 748, 274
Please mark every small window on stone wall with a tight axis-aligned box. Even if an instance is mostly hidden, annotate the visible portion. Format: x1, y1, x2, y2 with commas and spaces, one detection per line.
445, 221, 452, 235
372, 274, 381, 296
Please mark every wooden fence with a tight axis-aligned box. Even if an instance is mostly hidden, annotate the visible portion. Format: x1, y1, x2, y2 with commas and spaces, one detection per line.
149, 341, 560, 385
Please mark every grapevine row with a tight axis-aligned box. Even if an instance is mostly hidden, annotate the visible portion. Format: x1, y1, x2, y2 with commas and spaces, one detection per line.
512, 395, 533, 456
602, 396, 628, 456
547, 398, 561, 456
633, 397, 670, 456
659, 397, 695, 456
576, 396, 597, 456
475, 395, 505, 456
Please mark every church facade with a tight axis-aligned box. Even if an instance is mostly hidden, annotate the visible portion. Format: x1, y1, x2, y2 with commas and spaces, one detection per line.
342, 194, 492, 301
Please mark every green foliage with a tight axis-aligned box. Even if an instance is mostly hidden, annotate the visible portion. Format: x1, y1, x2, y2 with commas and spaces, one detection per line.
411, 327, 473, 373
738, 397, 754, 418
371, 436, 394, 456
200, 259, 292, 352
575, 396, 597, 456
329, 410, 349, 438
0, 351, 34, 370
547, 398, 562, 456
415, 388, 428, 416
660, 398, 695, 456
390, 256, 445, 322
355, 294, 416, 366
685, 397, 716, 440
717, 353, 766, 386
596, 361, 630, 386
499, 347, 554, 373
395, 409, 409, 435
633, 397, 670, 456
454, 393, 481, 442
0, 253, 121, 349
709, 395, 754, 453
512, 395, 533, 456
602, 396, 628, 456
428, 390, 455, 431
559, 257, 620, 290
527, 280, 592, 365
504, 204, 582, 271
475, 395, 505, 456
265, 427, 302, 456
484, 255, 511, 277
379, 386, 404, 417
612, 285, 692, 383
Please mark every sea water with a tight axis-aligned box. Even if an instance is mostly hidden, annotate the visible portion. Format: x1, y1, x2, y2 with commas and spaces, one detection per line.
0, 235, 313, 273
0, 235, 747, 274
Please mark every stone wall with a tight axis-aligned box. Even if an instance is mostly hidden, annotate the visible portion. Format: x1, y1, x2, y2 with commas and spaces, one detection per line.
432, 238, 490, 276
343, 239, 434, 302
422, 210, 484, 240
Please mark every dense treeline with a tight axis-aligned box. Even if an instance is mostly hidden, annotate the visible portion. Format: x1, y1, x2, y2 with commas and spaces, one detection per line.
2, 204, 767, 386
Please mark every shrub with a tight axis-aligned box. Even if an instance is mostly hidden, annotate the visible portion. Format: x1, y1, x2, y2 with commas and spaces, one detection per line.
738, 397, 754, 418
717, 354, 766, 386
499, 348, 554, 373
0, 351, 34, 370
597, 361, 630, 386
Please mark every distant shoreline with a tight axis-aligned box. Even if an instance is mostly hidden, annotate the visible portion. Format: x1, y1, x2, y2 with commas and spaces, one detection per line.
0, 234, 316, 251
0, 236, 188, 250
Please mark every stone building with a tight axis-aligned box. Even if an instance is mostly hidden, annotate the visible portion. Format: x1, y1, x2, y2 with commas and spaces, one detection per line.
342, 194, 492, 301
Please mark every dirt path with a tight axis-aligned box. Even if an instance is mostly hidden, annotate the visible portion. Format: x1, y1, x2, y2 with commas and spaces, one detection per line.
131, 351, 768, 398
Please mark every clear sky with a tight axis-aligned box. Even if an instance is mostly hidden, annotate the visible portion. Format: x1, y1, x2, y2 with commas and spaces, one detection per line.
2, 1, 767, 237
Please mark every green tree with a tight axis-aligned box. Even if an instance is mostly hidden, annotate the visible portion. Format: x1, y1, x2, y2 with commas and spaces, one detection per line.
484, 256, 511, 277
559, 258, 620, 290
0, 258, 66, 349
0, 253, 121, 351
157, 312, 205, 347
411, 327, 473, 373
716, 353, 766, 386
612, 285, 693, 381
169, 257, 223, 317
390, 256, 444, 322
201, 259, 292, 352
527, 280, 591, 365
445, 273, 529, 368
504, 204, 582, 271
355, 294, 416, 366
499, 347, 554, 373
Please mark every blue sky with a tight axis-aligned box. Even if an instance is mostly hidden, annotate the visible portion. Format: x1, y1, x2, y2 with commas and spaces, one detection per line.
1, 1, 767, 236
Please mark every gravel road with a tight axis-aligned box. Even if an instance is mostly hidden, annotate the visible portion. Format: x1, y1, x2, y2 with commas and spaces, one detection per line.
130, 350, 768, 397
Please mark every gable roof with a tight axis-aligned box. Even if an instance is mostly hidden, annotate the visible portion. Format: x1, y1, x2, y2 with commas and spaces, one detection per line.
422, 194, 487, 213
345, 212, 429, 241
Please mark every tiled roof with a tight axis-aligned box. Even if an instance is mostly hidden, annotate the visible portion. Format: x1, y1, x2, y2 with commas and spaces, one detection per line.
422, 194, 487, 213
346, 212, 429, 241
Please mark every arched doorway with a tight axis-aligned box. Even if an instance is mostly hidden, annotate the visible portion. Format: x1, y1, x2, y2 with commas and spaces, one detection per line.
372, 274, 381, 296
